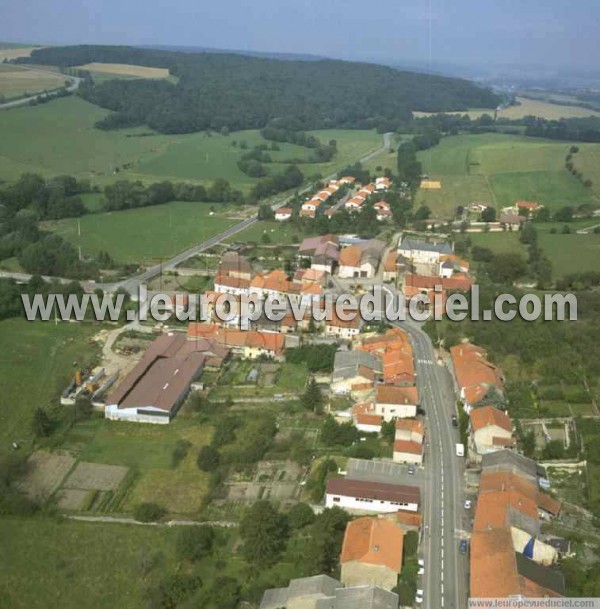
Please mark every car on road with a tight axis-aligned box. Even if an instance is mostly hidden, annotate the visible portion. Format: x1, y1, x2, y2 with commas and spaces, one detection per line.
464, 499, 472, 510
408, 465, 415, 475
418, 558, 425, 575
459, 539, 468, 554
415, 589, 424, 603
451, 415, 458, 427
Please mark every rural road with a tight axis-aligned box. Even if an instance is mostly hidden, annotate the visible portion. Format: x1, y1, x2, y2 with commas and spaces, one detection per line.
0, 65, 81, 111
392, 316, 468, 609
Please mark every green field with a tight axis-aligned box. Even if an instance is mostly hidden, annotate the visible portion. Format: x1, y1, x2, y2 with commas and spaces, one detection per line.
227, 220, 306, 245
0, 319, 100, 455
573, 144, 600, 199
467, 231, 527, 255
45, 201, 238, 264
416, 133, 599, 216
0, 517, 181, 609
0, 96, 382, 188
0, 64, 66, 99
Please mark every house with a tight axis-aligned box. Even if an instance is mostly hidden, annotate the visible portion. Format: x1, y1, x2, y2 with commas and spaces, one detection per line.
298, 234, 340, 274
382, 251, 398, 282
340, 517, 404, 590
213, 274, 250, 296
244, 331, 285, 360
332, 350, 382, 395
516, 201, 543, 216
300, 208, 316, 218
338, 240, 386, 279
352, 401, 383, 433
325, 477, 420, 513
375, 177, 391, 191
275, 207, 293, 221
376, 208, 393, 222
217, 251, 252, 280
259, 575, 399, 609
481, 449, 550, 488
450, 342, 505, 411
105, 333, 219, 424
374, 385, 419, 420
325, 309, 362, 340
499, 212, 526, 228
302, 198, 322, 212
398, 236, 453, 272
345, 196, 366, 211
469, 405, 515, 459
339, 176, 357, 185
393, 419, 424, 464
294, 268, 326, 286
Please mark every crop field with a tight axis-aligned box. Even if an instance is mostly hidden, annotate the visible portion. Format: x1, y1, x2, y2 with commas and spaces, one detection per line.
0, 96, 382, 190
0, 45, 42, 61
0, 319, 101, 456
45, 201, 237, 264
75, 62, 170, 79
0, 64, 66, 99
416, 133, 599, 216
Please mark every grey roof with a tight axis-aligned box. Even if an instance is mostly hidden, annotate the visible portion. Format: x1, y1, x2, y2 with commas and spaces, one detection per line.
515, 553, 565, 596
360, 239, 386, 266
481, 450, 545, 480
507, 506, 540, 537
332, 350, 382, 382
260, 575, 342, 609
546, 537, 570, 554
315, 585, 399, 609
399, 236, 452, 255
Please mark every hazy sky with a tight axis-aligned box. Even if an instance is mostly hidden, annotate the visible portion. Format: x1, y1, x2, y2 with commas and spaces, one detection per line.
1, 0, 598, 69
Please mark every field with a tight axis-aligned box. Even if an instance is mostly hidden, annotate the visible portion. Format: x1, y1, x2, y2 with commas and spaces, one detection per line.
45, 201, 238, 264
0, 319, 101, 456
573, 144, 600, 199
0, 517, 179, 609
416, 133, 599, 216
75, 63, 170, 79
0, 64, 66, 99
0, 95, 382, 188
0, 45, 42, 62
227, 220, 305, 245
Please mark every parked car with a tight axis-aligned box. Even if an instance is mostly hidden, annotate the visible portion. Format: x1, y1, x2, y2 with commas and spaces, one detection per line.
418, 558, 425, 575
408, 465, 415, 475
464, 499, 472, 510
416, 589, 424, 604
459, 539, 468, 554
451, 415, 458, 427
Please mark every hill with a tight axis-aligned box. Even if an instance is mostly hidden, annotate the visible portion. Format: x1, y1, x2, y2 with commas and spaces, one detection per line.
19, 45, 500, 134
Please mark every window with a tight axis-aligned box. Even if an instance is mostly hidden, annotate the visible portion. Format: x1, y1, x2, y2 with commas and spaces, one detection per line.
333, 497, 340, 502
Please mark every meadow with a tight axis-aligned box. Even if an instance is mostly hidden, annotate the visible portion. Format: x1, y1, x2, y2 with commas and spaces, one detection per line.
226, 220, 305, 245
0, 319, 101, 456
45, 201, 238, 264
0, 64, 66, 99
76, 62, 170, 79
416, 133, 599, 216
0, 95, 382, 188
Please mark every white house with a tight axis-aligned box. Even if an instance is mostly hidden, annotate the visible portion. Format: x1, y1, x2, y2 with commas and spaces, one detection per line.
275, 207, 292, 221
325, 311, 362, 340
338, 240, 385, 279
398, 236, 453, 267
374, 386, 419, 420
213, 274, 250, 296
469, 405, 515, 460
326, 477, 420, 514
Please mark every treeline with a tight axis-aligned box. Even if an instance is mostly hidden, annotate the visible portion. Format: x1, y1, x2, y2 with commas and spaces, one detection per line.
396, 130, 441, 191
19, 45, 499, 134
260, 124, 338, 162
0, 173, 90, 220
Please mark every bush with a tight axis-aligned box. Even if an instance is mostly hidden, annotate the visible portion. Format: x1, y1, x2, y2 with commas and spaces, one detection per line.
175, 526, 215, 562
134, 502, 166, 523
197, 445, 220, 472
287, 502, 316, 529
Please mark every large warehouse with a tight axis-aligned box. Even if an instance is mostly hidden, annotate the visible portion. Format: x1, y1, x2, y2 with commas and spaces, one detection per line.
105, 332, 227, 424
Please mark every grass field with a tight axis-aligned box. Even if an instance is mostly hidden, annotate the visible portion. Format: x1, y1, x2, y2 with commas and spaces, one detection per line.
227, 220, 305, 245
416, 133, 599, 216
76, 63, 170, 79
0, 95, 382, 189
0, 45, 41, 62
45, 201, 238, 264
0, 64, 66, 99
0, 517, 179, 609
466, 231, 527, 255
0, 319, 101, 456
573, 144, 600, 200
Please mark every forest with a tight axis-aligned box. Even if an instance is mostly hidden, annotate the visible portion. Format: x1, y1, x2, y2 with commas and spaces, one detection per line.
19, 45, 500, 134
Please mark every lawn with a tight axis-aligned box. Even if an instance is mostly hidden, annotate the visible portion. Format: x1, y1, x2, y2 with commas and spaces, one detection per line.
0, 319, 101, 456
0, 517, 179, 609
0, 64, 66, 99
536, 227, 600, 277
0, 95, 382, 190
416, 133, 600, 217
45, 201, 238, 264
573, 144, 600, 200
227, 220, 306, 245
467, 231, 527, 255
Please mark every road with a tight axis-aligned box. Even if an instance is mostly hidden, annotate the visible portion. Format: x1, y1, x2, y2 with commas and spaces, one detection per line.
0, 66, 81, 111
393, 318, 468, 609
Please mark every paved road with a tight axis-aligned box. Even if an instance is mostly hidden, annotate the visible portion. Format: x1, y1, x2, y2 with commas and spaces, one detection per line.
0, 66, 81, 111
393, 318, 468, 609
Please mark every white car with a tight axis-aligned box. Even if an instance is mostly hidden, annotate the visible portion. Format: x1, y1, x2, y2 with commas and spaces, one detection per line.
416, 589, 424, 604
418, 558, 425, 575
464, 499, 472, 510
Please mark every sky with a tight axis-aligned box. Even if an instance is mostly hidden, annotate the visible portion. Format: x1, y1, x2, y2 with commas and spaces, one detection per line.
1, 0, 599, 71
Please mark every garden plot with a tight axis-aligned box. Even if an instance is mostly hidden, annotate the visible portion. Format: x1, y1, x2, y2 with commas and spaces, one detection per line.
15, 450, 76, 501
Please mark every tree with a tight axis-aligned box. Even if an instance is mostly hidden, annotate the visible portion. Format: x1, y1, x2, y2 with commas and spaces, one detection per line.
520, 221, 537, 245
239, 500, 288, 568
31, 407, 53, 437
197, 445, 220, 472
205, 576, 241, 609
287, 502, 316, 529
381, 420, 396, 443
481, 206, 496, 222
554, 206, 574, 223
175, 526, 215, 562
134, 502, 166, 523
487, 253, 527, 285
257, 203, 275, 220
302, 377, 323, 414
